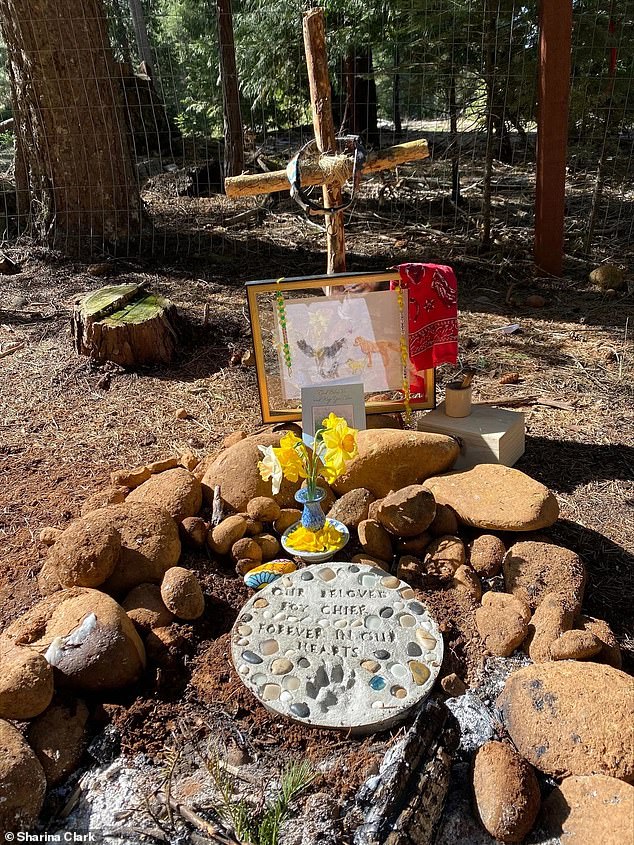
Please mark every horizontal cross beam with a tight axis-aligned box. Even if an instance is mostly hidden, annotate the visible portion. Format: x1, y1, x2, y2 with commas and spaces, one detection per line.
224, 138, 429, 198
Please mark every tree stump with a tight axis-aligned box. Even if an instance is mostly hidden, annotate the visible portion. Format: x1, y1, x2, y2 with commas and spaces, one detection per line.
71, 283, 179, 367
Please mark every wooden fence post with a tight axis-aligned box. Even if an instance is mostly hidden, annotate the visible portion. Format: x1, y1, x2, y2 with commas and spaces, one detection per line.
534, 0, 573, 275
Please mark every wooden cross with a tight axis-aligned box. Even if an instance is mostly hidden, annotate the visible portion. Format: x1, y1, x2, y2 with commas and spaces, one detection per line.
224, 7, 429, 274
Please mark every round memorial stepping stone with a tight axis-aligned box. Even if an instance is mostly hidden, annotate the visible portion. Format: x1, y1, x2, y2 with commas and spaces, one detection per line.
230, 562, 444, 732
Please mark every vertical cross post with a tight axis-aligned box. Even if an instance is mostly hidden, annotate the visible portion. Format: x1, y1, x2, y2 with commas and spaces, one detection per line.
534, 0, 573, 276
302, 8, 346, 274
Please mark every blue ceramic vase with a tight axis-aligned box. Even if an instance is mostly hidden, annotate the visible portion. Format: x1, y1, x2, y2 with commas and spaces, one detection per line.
294, 486, 327, 531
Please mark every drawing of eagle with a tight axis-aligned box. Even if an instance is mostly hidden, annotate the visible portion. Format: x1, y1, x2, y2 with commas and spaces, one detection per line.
297, 337, 346, 379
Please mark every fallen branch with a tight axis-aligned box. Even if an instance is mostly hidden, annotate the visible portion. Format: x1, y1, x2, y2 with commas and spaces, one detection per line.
0, 341, 26, 359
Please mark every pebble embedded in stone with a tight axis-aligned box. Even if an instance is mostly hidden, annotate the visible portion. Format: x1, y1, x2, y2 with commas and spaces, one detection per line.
409, 660, 431, 685
297, 658, 310, 668
370, 676, 387, 690
283, 676, 300, 691
375, 650, 390, 660
262, 684, 281, 701
407, 642, 423, 657
290, 702, 310, 718
380, 607, 394, 618
399, 613, 416, 628
242, 650, 262, 664
361, 659, 380, 672
372, 701, 385, 709
271, 658, 292, 675
365, 615, 381, 630
381, 575, 400, 589
416, 628, 437, 650
300, 571, 314, 581
409, 601, 425, 615
254, 598, 268, 608
319, 567, 336, 582
392, 686, 407, 699
389, 663, 409, 680
260, 639, 279, 656
400, 588, 416, 599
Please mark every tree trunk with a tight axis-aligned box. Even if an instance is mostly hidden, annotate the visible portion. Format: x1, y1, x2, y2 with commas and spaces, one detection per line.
393, 48, 402, 134
71, 283, 179, 366
342, 47, 379, 142
449, 73, 460, 203
481, 0, 496, 248
0, 0, 143, 254
128, 0, 154, 77
216, 0, 244, 180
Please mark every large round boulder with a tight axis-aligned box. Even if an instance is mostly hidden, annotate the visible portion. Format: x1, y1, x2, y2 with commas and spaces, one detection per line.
0, 719, 47, 833
46, 514, 121, 588
472, 741, 541, 843
424, 465, 559, 531
375, 484, 436, 537
497, 661, 634, 781
475, 592, 531, 657
126, 467, 202, 522
161, 567, 205, 620
331, 429, 459, 498
542, 774, 634, 845
503, 540, 586, 613
201, 432, 303, 511
90, 503, 181, 595
0, 645, 54, 720
27, 695, 90, 785
327, 488, 375, 530
2, 588, 146, 692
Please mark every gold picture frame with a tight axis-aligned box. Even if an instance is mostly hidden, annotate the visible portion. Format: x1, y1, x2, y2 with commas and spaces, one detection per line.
246, 271, 436, 423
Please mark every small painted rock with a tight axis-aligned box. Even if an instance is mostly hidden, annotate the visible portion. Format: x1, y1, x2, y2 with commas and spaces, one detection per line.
243, 559, 297, 590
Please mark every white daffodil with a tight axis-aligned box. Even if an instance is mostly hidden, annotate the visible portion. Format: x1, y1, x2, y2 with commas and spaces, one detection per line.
257, 444, 283, 495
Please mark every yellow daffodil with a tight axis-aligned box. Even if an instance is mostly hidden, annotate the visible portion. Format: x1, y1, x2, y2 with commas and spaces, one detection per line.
286, 522, 344, 553
257, 444, 283, 495
274, 431, 308, 483
321, 417, 358, 475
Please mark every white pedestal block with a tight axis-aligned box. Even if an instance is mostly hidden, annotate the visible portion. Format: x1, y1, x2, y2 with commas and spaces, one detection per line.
417, 403, 525, 469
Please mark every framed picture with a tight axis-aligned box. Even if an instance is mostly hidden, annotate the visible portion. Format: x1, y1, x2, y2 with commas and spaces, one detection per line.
246, 271, 436, 423
301, 383, 366, 439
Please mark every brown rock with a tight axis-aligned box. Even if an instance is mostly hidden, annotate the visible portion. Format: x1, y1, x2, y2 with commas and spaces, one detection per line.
39, 526, 63, 545
351, 554, 391, 572
247, 496, 281, 522
47, 515, 121, 589
376, 484, 436, 537
525, 592, 576, 662
396, 532, 431, 557
441, 673, 467, 697
175, 407, 190, 420
0, 645, 54, 720
231, 537, 262, 563
472, 741, 541, 843
396, 555, 425, 585
428, 504, 459, 537
366, 412, 403, 429
110, 465, 151, 488
236, 558, 260, 576
161, 567, 205, 620
192, 453, 216, 480
254, 533, 281, 562
80, 486, 128, 515
222, 430, 247, 448
179, 450, 200, 472
579, 615, 622, 669
2, 588, 145, 691
201, 431, 303, 510
127, 467, 203, 523
27, 695, 89, 785
358, 519, 393, 562
0, 719, 47, 832
145, 625, 188, 668
469, 534, 506, 578
424, 465, 559, 531
526, 294, 547, 308
549, 629, 602, 661
122, 584, 174, 633
327, 488, 375, 530
452, 564, 482, 601
497, 661, 634, 781
543, 774, 634, 845
179, 516, 208, 548
146, 457, 179, 474
241, 515, 264, 536
37, 559, 62, 596
94, 503, 181, 595
476, 592, 531, 657
367, 498, 384, 521
589, 264, 625, 291
273, 509, 301, 534
503, 540, 586, 613
208, 514, 248, 556
424, 535, 466, 582
332, 429, 459, 498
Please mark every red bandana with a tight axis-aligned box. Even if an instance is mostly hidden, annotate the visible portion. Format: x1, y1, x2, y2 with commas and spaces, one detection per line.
390, 263, 458, 392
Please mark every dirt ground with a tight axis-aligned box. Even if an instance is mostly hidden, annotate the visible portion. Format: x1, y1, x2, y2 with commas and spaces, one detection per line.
0, 210, 632, 835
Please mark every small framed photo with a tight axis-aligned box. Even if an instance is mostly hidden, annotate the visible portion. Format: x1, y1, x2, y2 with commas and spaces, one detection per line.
301, 384, 366, 439
245, 270, 436, 423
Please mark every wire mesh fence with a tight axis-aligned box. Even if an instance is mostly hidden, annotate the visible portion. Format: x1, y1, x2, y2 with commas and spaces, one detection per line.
0, 0, 632, 263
